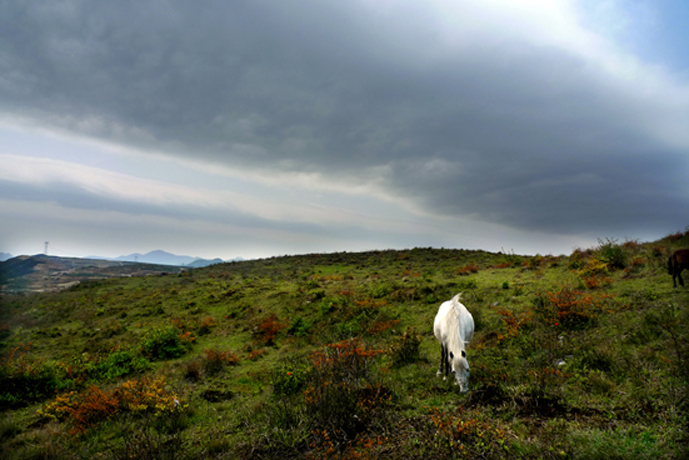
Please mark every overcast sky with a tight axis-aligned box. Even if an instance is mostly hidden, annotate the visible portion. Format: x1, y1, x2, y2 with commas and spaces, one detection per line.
1, 0, 688, 260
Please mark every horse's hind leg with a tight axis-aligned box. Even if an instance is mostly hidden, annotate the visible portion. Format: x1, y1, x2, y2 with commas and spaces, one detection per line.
679, 270, 685, 287
437, 345, 446, 378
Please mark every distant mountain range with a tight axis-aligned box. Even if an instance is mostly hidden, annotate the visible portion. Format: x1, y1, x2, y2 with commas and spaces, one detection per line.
97, 250, 244, 267
0, 252, 12, 262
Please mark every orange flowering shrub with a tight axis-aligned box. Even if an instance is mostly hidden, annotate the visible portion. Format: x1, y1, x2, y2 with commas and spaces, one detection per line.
255, 313, 285, 346
583, 275, 612, 289
496, 308, 532, 341
40, 376, 182, 434
534, 287, 611, 329
492, 262, 511, 269
456, 264, 479, 275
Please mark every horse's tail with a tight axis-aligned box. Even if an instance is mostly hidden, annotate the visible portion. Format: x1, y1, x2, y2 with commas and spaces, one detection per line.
668, 255, 674, 275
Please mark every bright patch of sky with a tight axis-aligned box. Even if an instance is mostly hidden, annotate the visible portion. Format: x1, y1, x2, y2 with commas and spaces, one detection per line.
578, 0, 689, 74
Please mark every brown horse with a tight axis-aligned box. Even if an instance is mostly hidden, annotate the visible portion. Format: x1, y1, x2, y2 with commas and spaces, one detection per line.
668, 249, 689, 288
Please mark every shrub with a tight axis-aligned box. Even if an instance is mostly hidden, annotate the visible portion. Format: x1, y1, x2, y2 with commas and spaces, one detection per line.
254, 314, 285, 346
0, 344, 74, 409
597, 237, 627, 270
533, 287, 609, 330
203, 348, 239, 376
271, 359, 309, 398
40, 376, 183, 434
96, 349, 150, 381
389, 327, 422, 366
196, 316, 216, 336
422, 408, 509, 459
139, 326, 194, 361
578, 257, 608, 278
496, 308, 532, 341
288, 316, 312, 338
303, 339, 389, 442
457, 264, 479, 276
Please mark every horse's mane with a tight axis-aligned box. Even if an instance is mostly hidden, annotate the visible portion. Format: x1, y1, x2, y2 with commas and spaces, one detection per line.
445, 294, 466, 353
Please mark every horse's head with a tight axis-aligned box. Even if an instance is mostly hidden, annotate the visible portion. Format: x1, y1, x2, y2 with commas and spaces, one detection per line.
450, 349, 470, 392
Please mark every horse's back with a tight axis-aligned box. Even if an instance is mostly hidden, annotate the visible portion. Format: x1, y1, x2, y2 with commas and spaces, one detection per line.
434, 295, 474, 343
672, 249, 689, 265
433, 300, 453, 341
456, 301, 474, 344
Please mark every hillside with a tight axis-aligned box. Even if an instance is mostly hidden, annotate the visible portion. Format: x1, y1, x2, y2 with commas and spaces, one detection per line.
0, 255, 185, 294
1, 232, 688, 459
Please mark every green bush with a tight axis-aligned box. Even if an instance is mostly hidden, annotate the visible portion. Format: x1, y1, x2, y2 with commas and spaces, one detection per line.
96, 349, 150, 381
139, 326, 194, 361
288, 316, 312, 337
597, 238, 627, 269
0, 357, 73, 409
271, 359, 309, 398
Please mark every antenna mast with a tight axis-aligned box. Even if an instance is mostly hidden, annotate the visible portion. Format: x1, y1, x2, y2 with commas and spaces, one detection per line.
44, 241, 49, 255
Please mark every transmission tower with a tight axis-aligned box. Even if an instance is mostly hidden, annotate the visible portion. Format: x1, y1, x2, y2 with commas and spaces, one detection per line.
44, 241, 49, 255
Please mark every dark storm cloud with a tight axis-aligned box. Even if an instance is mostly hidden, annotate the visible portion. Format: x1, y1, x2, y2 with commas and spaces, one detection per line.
1, 0, 687, 237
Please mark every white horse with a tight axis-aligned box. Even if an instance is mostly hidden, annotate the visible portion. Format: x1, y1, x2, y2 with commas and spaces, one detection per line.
433, 293, 474, 392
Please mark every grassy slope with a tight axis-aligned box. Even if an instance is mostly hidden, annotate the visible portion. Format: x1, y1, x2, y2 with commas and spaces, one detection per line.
1, 235, 688, 459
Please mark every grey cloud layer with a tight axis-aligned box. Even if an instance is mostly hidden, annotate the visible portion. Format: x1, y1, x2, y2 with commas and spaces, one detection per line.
1, 1, 686, 237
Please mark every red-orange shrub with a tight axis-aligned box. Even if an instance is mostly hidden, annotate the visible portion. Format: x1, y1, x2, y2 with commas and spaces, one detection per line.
496, 308, 532, 341
255, 314, 285, 346
456, 264, 479, 275
534, 287, 611, 329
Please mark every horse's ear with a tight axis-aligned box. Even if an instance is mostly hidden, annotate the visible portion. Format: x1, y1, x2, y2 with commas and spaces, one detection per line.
461, 350, 466, 358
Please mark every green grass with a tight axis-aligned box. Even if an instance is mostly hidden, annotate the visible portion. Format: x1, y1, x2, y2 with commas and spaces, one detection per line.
1, 235, 689, 459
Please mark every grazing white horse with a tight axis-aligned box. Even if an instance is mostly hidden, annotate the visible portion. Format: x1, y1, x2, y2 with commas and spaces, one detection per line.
434, 293, 474, 392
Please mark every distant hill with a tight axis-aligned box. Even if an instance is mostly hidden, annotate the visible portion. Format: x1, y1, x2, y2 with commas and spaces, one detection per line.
114, 250, 243, 267
186, 257, 225, 268
115, 250, 197, 266
0, 254, 185, 293
0, 252, 12, 262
